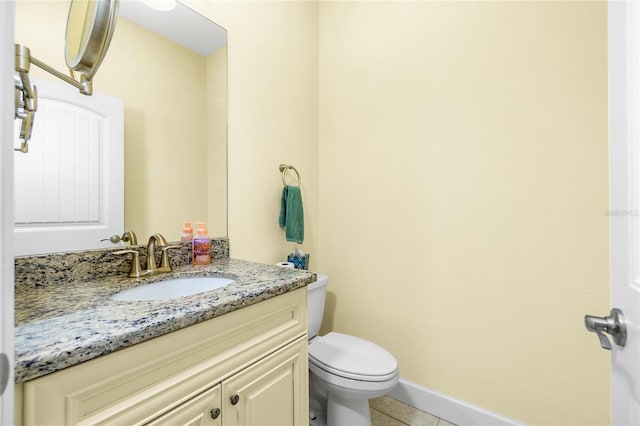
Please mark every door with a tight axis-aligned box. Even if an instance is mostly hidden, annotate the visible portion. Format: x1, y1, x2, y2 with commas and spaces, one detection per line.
0, 2, 15, 425
586, 1, 640, 424
610, 1, 640, 423
13, 76, 124, 256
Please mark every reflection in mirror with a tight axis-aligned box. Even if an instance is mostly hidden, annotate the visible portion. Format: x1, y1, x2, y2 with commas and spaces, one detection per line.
64, 0, 90, 61
14, 0, 119, 153
14, 0, 228, 255
65, 0, 119, 81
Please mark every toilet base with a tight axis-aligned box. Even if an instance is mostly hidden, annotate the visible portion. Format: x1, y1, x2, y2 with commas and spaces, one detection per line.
309, 397, 327, 426
309, 362, 399, 426
327, 393, 372, 426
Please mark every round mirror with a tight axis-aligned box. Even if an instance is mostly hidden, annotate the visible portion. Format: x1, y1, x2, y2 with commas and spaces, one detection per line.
65, 0, 119, 81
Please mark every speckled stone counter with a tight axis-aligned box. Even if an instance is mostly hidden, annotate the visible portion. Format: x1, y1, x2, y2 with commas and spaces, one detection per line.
15, 240, 315, 383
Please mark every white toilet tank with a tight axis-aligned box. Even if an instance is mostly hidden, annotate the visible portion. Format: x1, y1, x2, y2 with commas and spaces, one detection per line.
307, 274, 328, 340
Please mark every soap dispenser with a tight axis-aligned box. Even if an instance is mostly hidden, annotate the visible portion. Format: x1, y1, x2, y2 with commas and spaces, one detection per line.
181, 221, 193, 242
192, 222, 211, 265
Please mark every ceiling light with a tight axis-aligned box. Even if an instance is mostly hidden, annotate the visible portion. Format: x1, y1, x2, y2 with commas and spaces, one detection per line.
141, 0, 176, 12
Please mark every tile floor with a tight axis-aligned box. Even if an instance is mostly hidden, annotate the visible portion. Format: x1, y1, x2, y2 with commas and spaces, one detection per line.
370, 396, 457, 426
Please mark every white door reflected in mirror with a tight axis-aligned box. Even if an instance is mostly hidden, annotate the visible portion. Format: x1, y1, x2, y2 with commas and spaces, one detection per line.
13, 77, 124, 256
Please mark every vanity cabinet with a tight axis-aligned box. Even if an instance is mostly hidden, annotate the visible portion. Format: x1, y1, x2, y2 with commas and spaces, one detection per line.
16, 287, 308, 426
149, 339, 305, 426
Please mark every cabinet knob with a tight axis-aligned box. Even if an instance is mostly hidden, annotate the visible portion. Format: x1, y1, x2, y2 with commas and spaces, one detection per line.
230, 394, 240, 405
210, 408, 221, 419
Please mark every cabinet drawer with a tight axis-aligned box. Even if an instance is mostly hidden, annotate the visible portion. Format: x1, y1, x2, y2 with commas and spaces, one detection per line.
22, 288, 307, 426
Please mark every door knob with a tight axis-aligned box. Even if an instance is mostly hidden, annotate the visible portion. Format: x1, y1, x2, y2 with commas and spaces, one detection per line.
584, 308, 627, 350
210, 408, 221, 419
0, 353, 9, 396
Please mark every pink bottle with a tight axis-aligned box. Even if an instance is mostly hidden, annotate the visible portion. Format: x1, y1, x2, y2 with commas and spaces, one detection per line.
192, 223, 211, 265
181, 221, 193, 242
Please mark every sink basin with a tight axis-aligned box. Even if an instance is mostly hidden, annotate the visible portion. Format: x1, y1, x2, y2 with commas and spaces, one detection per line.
111, 276, 235, 301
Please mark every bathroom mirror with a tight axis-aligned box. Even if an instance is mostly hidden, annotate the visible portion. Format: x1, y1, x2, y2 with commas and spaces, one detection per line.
65, 0, 119, 81
15, 0, 228, 253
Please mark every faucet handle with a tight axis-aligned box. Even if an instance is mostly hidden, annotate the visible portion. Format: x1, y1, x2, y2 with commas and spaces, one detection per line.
160, 244, 182, 269
114, 249, 143, 278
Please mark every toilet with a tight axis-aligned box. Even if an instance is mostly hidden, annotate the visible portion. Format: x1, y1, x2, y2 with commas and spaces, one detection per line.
307, 274, 399, 426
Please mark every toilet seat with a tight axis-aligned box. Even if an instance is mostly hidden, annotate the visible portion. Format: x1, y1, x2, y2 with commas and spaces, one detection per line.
308, 332, 398, 382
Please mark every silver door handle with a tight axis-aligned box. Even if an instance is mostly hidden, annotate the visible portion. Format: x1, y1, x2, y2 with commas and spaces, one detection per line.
0, 353, 8, 396
584, 308, 627, 350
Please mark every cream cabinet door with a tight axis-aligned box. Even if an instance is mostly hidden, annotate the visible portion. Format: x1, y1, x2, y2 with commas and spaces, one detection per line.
146, 385, 221, 426
222, 337, 308, 426
13, 77, 124, 256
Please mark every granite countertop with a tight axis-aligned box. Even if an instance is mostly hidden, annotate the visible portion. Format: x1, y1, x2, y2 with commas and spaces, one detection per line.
15, 258, 315, 383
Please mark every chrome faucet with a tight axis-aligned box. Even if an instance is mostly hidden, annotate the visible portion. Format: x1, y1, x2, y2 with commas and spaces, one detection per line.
115, 233, 181, 278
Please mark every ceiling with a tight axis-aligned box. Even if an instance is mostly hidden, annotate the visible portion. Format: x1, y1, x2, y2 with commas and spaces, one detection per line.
118, 0, 227, 57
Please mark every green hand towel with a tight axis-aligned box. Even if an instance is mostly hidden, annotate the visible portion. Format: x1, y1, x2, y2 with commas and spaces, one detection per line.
279, 185, 304, 244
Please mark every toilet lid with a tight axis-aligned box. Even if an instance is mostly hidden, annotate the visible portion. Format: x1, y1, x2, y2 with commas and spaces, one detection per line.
308, 332, 398, 382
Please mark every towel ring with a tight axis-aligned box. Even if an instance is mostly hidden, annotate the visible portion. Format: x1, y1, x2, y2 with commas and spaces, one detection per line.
279, 164, 301, 186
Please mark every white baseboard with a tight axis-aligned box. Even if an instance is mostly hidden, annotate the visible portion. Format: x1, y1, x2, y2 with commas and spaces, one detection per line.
387, 378, 526, 426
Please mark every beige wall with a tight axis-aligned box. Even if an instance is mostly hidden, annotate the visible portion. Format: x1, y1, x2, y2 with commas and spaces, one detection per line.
104, 18, 209, 241
207, 45, 229, 237
318, 1, 610, 425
